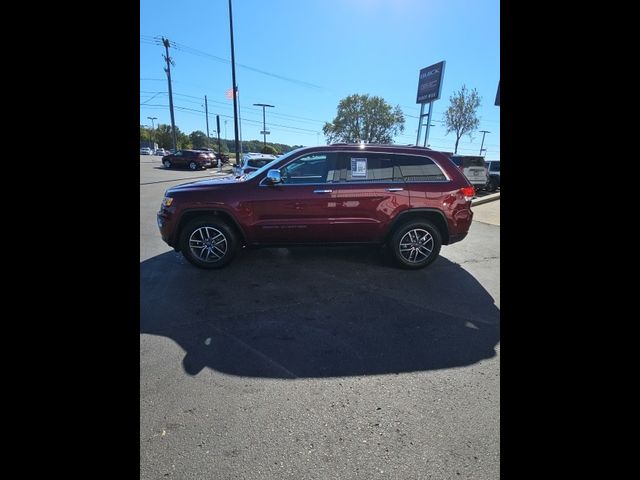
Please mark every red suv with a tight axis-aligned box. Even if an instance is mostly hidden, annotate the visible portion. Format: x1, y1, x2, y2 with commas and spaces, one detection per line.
161, 149, 213, 170
157, 144, 475, 269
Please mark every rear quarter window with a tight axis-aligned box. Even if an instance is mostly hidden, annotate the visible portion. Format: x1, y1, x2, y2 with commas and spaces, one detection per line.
393, 155, 447, 182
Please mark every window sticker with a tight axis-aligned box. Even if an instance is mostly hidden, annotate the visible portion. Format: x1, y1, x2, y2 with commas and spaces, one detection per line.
351, 157, 367, 177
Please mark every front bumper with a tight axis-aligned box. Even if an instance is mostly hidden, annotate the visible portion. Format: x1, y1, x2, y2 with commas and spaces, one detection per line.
157, 210, 176, 247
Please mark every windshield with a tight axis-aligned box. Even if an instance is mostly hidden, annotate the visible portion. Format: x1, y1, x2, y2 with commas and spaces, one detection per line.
242, 148, 305, 181
247, 158, 273, 168
451, 156, 484, 168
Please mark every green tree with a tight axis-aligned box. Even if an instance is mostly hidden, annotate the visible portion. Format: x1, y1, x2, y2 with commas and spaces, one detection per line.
443, 85, 481, 154
261, 144, 278, 155
156, 124, 177, 149
189, 130, 209, 149
154, 124, 190, 150
140, 125, 152, 143
177, 131, 191, 150
323, 94, 404, 144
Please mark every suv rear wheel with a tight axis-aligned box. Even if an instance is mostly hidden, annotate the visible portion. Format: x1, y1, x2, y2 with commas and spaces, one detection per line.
188, 160, 198, 171
390, 220, 442, 269
179, 217, 238, 269
163, 159, 172, 169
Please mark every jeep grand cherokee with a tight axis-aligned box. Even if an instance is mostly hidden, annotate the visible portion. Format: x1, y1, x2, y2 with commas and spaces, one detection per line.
157, 144, 474, 269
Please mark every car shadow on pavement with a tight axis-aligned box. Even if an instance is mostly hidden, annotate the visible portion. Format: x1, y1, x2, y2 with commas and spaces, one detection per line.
140, 248, 500, 378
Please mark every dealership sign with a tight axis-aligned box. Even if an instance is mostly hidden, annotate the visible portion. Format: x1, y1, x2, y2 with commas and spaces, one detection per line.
416, 61, 445, 104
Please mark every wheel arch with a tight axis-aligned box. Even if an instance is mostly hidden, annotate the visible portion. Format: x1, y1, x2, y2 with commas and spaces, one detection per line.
176, 209, 247, 250
386, 208, 450, 245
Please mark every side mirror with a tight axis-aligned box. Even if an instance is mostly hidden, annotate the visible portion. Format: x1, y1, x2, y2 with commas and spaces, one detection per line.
265, 169, 282, 185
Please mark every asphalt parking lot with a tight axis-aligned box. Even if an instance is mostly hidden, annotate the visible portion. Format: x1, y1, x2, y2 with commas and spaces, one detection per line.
140, 155, 500, 479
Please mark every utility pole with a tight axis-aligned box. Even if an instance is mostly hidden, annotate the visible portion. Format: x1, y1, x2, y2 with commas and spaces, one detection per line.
162, 37, 177, 152
224, 120, 228, 140
253, 103, 274, 148
479, 130, 490, 156
204, 95, 210, 147
147, 116, 157, 149
237, 90, 243, 156
216, 115, 222, 154
227, 0, 240, 165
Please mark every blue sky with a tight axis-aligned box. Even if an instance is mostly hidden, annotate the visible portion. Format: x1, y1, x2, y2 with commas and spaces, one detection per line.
140, 0, 500, 159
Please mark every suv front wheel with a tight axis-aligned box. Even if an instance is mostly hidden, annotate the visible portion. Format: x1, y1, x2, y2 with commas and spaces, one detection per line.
179, 217, 238, 269
390, 220, 442, 269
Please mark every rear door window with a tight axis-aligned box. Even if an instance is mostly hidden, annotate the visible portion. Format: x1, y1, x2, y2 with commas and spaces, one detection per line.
335, 153, 402, 183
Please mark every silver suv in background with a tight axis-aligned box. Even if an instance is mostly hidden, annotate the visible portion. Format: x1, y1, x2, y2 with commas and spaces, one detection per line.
449, 155, 489, 190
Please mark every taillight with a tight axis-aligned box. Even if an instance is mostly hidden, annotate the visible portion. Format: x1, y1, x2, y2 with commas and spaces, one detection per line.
460, 186, 475, 201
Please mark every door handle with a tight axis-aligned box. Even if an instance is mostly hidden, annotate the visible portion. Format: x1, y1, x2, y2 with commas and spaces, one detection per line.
313, 189, 333, 193
385, 188, 404, 192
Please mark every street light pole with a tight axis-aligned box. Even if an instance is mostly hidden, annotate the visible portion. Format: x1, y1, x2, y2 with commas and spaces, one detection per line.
147, 116, 157, 149
253, 103, 274, 148
479, 130, 490, 156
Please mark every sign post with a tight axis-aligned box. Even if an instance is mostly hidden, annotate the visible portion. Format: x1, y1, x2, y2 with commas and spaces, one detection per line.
415, 60, 445, 147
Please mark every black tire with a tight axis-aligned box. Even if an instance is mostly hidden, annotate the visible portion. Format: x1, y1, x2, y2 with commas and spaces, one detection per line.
179, 217, 238, 269
390, 220, 442, 270
163, 159, 172, 169
188, 160, 199, 171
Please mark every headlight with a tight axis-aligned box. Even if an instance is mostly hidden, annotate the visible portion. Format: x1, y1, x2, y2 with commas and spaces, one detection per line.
162, 196, 174, 207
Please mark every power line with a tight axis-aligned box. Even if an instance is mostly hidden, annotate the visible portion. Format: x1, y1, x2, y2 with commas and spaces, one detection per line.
144, 89, 327, 125
140, 92, 162, 105
142, 103, 320, 137
141, 36, 324, 90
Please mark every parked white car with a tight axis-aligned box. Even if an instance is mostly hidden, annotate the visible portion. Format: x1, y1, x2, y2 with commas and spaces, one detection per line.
140, 147, 153, 155
233, 153, 278, 176
155, 148, 167, 156
449, 155, 489, 190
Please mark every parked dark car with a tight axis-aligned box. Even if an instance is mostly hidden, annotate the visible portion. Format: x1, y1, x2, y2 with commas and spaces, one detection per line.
157, 144, 475, 269
485, 160, 500, 191
161, 150, 213, 170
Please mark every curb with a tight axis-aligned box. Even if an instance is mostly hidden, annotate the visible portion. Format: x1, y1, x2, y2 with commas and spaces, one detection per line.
472, 192, 500, 206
